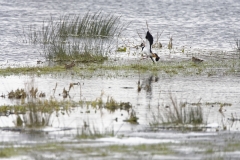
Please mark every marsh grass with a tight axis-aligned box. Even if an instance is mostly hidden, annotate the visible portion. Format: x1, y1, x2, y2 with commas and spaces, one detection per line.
21, 12, 128, 62
149, 95, 203, 128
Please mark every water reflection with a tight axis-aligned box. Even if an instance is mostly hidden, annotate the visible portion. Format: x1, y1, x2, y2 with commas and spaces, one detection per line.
138, 74, 159, 97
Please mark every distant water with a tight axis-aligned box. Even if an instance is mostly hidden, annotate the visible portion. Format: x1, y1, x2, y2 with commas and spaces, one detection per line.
0, 0, 240, 65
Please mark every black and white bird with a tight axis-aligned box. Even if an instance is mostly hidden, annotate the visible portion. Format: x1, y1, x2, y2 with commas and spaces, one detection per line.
140, 31, 160, 63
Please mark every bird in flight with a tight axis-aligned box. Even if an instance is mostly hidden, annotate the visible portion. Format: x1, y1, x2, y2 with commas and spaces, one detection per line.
140, 31, 160, 63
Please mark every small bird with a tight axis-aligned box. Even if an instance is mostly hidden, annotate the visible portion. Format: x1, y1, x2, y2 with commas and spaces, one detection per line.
64, 61, 75, 69
140, 31, 160, 63
192, 57, 203, 63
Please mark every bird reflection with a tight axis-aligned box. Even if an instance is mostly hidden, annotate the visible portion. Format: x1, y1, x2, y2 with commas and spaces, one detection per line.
137, 75, 159, 96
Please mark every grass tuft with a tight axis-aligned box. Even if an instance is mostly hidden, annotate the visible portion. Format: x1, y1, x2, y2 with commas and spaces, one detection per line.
21, 12, 128, 62
149, 95, 204, 128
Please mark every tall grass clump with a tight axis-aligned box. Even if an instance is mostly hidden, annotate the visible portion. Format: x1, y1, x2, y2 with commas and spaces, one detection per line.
149, 95, 204, 128
22, 11, 128, 62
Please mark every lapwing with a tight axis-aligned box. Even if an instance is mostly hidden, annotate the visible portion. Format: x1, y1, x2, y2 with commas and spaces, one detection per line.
140, 31, 160, 63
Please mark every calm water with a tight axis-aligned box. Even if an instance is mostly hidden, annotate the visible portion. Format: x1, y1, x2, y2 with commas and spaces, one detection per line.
0, 0, 240, 65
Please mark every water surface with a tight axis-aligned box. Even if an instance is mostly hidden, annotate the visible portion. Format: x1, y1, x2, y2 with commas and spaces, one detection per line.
0, 0, 240, 65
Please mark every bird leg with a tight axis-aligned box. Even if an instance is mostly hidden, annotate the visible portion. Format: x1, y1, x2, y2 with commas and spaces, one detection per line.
150, 56, 155, 63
